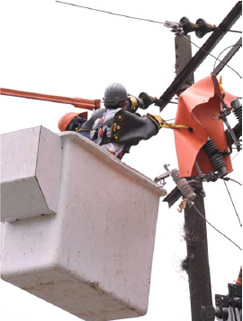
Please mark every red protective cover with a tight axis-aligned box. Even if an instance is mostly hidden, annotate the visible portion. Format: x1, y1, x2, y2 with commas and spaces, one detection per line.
174, 74, 235, 178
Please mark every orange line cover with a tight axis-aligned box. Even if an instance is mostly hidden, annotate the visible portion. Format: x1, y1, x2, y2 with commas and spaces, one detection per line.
174, 74, 235, 178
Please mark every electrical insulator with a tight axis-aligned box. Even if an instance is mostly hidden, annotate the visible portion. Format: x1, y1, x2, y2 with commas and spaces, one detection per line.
179, 16, 197, 34
170, 168, 197, 201
195, 18, 216, 38
179, 16, 216, 38
231, 99, 242, 123
203, 140, 228, 179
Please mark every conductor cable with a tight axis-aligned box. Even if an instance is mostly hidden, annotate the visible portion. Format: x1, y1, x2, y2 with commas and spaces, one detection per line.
192, 204, 242, 251
55, 1, 166, 25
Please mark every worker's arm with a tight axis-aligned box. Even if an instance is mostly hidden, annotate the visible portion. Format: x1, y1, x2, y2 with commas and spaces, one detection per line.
126, 92, 158, 112
111, 109, 162, 145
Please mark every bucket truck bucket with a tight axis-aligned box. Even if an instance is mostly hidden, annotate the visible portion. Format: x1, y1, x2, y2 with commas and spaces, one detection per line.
0, 125, 166, 321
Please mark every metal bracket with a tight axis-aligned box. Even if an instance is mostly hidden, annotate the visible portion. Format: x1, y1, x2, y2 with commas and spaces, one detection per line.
154, 170, 170, 186
215, 283, 242, 313
215, 294, 230, 308
164, 20, 183, 35
218, 110, 241, 151
228, 283, 242, 299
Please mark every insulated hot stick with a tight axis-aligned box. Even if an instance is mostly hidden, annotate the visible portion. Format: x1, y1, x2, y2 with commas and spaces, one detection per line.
0, 88, 101, 110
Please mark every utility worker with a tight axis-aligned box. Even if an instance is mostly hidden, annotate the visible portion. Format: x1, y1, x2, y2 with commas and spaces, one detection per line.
58, 111, 89, 137
58, 82, 165, 159
82, 82, 164, 159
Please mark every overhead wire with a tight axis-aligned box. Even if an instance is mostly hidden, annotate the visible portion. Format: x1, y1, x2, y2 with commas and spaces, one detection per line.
191, 204, 242, 251
55, 1, 166, 25
223, 180, 242, 227
56, 0, 242, 81
231, 151, 241, 161
55, 1, 242, 32
182, 35, 242, 79
212, 43, 243, 75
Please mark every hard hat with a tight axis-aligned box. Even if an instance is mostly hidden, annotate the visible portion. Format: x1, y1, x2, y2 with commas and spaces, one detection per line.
103, 82, 128, 107
58, 112, 88, 132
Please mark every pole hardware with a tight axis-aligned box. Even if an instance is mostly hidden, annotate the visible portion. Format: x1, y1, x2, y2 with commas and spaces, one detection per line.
180, 17, 217, 38
154, 164, 199, 209
211, 97, 242, 152
202, 140, 228, 181
215, 282, 242, 321
164, 17, 217, 38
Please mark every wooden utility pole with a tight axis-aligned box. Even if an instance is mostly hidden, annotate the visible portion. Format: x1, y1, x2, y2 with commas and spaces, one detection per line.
184, 194, 214, 321
175, 34, 214, 321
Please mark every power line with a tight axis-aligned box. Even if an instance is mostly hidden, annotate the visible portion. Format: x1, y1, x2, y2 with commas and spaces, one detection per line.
223, 180, 242, 227
192, 204, 242, 251
55, 1, 242, 34
182, 35, 242, 79
231, 151, 241, 161
213, 38, 242, 74
55, 1, 242, 83
55, 1, 166, 25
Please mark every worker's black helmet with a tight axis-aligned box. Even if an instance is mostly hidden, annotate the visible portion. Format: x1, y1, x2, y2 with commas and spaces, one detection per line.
103, 82, 128, 107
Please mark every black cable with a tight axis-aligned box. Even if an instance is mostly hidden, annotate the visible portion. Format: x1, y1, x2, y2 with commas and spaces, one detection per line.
213, 43, 242, 73
223, 180, 242, 227
192, 204, 242, 251
182, 35, 242, 79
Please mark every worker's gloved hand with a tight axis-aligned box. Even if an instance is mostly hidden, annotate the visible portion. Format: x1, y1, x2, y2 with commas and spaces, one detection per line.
127, 95, 145, 112
126, 95, 139, 112
138, 92, 157, 109
146, 113, 165, 129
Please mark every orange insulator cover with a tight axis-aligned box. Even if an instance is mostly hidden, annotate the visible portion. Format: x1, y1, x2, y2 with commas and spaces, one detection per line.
174, 74, 235, 178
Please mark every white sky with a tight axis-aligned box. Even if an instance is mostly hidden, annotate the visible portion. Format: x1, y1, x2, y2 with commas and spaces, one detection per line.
0, 0, 242, 320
